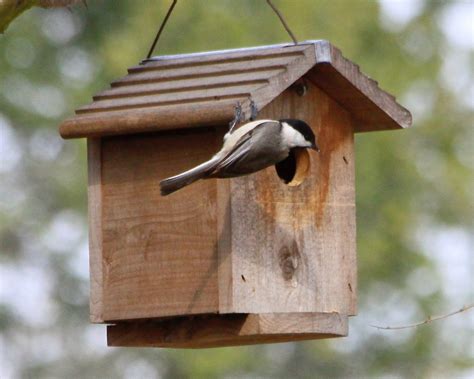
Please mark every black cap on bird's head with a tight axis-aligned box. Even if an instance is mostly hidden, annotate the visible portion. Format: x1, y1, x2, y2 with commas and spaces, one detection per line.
279, 119, 320, 152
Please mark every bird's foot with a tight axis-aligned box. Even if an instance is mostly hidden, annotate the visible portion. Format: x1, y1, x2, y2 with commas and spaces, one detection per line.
250, 99, 259, 121
229, 101, 243, 133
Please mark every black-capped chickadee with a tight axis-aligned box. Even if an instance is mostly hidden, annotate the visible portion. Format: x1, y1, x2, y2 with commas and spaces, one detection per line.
160, 119, 319, 196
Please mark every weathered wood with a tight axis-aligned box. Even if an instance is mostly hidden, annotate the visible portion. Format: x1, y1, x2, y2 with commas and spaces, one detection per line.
309, 41, 411, 132
91, 81, 356, 323
77, 83, 265, 114
216, 161, 233, 313
100, 129, 221, 321
107, 312, 348, 348
135, 44, 308, 72
221, 83, 357, 316
60, 99, 242, 139
62, 40, 414, 347
113, 56, 297, 87
87, 139, 104, 323
93, 72, 274, 100
59, 41, 411, 139
287, 148, 311, 186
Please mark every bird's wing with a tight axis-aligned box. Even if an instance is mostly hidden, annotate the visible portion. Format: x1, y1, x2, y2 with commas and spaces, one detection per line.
222, 119, 276, 149
211, 121, 282, 176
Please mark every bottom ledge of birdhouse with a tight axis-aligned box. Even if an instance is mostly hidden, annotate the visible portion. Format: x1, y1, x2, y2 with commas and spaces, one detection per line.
107, 312, 348, 349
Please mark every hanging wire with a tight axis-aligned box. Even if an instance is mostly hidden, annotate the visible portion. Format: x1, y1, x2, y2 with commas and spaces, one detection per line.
146, 0, 178, 59
146, 0, 298, 59
266, 0, 298, 45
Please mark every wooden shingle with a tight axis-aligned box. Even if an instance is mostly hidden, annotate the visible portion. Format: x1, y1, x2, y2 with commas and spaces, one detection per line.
59, 40, 411, 139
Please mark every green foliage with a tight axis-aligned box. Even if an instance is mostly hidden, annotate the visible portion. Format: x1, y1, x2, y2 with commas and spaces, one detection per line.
0, 1, 472, 378
0, 0, 35, 33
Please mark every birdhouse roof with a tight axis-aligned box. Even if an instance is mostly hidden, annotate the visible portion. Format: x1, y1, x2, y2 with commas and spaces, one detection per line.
59, 40, 411, 139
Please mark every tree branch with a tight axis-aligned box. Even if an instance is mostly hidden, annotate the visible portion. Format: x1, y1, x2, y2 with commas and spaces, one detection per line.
0, 0, 84, 33
370, 303, 474, 330
38, 0, 83, 7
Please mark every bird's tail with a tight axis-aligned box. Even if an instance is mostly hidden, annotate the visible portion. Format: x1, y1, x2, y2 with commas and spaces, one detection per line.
159, 158, 219, 196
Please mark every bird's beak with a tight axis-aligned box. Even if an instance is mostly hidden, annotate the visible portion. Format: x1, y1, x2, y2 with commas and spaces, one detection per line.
311, 143, 320, 153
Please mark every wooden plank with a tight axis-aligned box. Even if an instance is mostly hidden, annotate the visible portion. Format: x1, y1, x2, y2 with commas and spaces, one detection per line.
100, 129, 221, 321
309, 41, 412, 132
59, 44, 315, 138
114, 56, 297, 87
246, 44, 318, 116
93, 71, 277, 100
87, 138, 104, 323
133, 44, 308, 72
77, 83, 265, 113
216, 130, 233, 313
107, 312, 348, 348
225, 82, 357, 316
59, 40, 410, 139
59, 98, 244, 139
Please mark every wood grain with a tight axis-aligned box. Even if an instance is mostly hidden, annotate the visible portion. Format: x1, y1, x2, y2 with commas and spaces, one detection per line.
77, 83, 264, 114
72, 41, 414, 343
59, 40, 411, 140
88, 80, 357, 325
308, 41, 412, 132
134, 45, 307, 72
60, 99, 243, 139
93, 72, 275, 100
216, 158, 233, 313
221, 82, 357, 316
113, 56, 296, 87
100, 129, 221, 321
107, 312, 348, 348
87, 138, 104, 323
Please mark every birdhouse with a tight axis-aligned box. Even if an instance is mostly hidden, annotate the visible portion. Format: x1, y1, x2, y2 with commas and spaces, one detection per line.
59, 40, 411, 348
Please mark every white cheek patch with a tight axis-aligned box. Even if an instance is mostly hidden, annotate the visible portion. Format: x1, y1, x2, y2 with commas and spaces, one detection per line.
281, 122, 310, 148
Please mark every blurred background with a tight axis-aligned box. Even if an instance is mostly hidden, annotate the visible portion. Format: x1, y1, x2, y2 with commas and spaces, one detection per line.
0, 0, 473, 378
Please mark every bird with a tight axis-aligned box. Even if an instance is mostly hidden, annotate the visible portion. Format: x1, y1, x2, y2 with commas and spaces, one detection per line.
159, 119, 319, 196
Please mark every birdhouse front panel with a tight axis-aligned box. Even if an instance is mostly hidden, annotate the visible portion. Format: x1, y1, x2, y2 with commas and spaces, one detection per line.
218, 83, 356, 317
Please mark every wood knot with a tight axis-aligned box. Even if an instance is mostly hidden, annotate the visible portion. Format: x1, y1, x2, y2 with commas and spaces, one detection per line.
278, 242, 300, 281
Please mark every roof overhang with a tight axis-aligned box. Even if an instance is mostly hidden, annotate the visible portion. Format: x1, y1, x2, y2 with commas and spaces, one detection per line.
59, 40, 411, 139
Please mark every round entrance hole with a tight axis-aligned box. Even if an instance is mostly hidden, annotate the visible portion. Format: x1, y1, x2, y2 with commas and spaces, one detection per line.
275, 148, 311, 186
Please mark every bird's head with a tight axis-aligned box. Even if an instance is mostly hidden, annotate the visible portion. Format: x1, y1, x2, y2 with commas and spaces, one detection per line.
279, 119, 320, 152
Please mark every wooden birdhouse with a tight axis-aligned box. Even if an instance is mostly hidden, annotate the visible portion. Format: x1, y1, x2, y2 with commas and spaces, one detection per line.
59, 40, 411, 348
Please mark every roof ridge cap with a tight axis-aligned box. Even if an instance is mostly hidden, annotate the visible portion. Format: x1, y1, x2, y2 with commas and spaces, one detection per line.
142, 40, 328, 64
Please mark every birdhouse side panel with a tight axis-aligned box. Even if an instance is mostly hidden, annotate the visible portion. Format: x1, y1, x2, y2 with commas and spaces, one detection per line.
223, 83, 357, 315
97, 129, 221, 321
87, 138, 104, 323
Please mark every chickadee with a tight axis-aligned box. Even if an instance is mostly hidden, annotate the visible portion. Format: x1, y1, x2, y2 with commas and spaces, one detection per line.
160, 119, 319, 196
